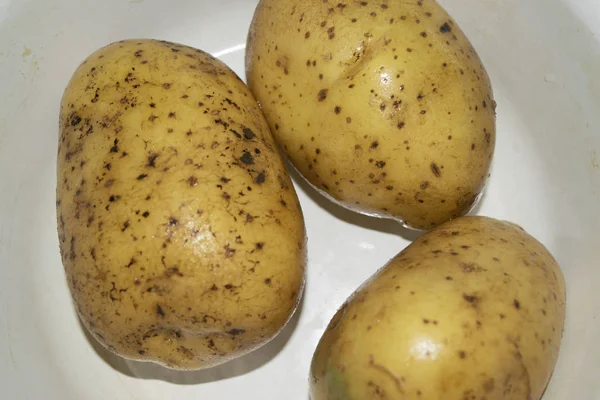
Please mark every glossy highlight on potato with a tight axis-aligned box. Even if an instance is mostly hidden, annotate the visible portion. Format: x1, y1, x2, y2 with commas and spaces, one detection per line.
310, 217, 565, 400
56, 39, 306, 370
246, 0, 496, 230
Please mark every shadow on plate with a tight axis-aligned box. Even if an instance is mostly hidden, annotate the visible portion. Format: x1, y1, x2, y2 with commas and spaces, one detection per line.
81, 289, 305, 384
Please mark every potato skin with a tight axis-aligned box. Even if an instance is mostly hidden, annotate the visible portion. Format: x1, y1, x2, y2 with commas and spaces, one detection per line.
246, 0, 496, 230
56, 39, 306, 370
310, 217, 565, 400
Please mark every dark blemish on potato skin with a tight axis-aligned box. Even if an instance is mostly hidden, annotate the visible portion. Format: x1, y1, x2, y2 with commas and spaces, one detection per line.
334, 106, 341, 114
137, 174, 148, 180
463, 293, 478, 303
71, 115, 82, 126
121, 220, 131, 232
187, 176, 198, 187
431, 162, 441, 178
243, 127, 255, 140
440, 22, 452, 33
227, 328, 246, 336
156, 304, 165, 317
318, 89, 329, 101
328, 27, 335, 39
147, 153, 158, 167
240, 151, 254, 165
458, 351, 467, 359
514, 299, 521, 310
255, 171, 266, 184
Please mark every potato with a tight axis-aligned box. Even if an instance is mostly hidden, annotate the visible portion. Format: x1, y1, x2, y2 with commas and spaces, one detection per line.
310, 217, 565, 400
56, 39, 306, 370
246, 0, 496, 230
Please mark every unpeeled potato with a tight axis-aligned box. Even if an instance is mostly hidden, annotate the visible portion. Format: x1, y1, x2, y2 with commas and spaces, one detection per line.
57, 39, 306, 370
246, 0, 496, 230
311, 217, 565, 399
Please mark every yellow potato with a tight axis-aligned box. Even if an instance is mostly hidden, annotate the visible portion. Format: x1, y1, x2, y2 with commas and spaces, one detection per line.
56, 39, 306, 370
310, 217, 565, 399
246, 0, 496, 230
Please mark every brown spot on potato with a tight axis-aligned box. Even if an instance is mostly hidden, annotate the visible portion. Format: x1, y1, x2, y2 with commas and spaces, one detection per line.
431, 162, 441, 178
147, 153, 158, 167
440, 22, 452, 33
156, 304, 165, 317
187, 176, 198, 187
514, 299, 521, 310
255, 171, 266, 184
318, 89, 329, 101
121, 220, 131, 232
242, 127, 255, 140
240, 151, 254, 165
327, 27, 335, 39
227, 328, 245, 336
463, 293, 479, 304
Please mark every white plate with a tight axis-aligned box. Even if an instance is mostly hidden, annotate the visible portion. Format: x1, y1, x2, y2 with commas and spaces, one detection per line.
1, 0, 599, 398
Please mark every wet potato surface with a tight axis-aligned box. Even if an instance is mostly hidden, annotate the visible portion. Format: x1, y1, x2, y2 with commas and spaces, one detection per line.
310, 217, 566, 400
246, 0, 496, 230
56, 39, 306, 370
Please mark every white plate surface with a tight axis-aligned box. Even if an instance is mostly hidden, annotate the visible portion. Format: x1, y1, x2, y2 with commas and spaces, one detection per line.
0, 0, 599, 399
